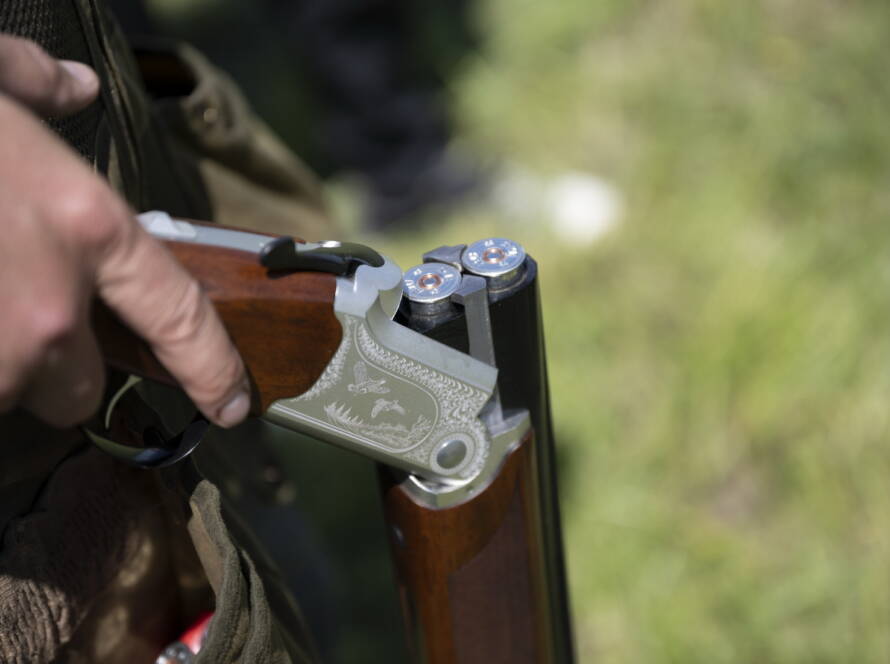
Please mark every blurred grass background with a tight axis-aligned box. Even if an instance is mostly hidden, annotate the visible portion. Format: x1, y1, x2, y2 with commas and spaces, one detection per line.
382, 2, 890, 659
151, 0, 890, 660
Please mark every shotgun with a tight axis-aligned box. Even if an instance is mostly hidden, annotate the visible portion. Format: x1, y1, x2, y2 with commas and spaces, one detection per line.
89, 211, 575, 663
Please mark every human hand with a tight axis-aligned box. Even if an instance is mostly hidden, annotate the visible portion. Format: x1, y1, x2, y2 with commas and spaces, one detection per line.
0, 36, 251, 428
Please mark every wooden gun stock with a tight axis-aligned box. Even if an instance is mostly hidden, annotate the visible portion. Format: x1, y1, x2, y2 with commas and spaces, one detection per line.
93, 238, 342, 413
382, 429, 556, 663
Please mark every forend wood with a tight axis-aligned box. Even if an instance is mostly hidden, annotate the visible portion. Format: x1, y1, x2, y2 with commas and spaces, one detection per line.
94, 238, 342, 415
383, 429, 556, 663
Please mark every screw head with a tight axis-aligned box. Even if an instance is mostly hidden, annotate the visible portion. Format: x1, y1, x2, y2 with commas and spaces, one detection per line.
434, 438, 469, 471
461, 238, 526, 280
402, 262, 462, 304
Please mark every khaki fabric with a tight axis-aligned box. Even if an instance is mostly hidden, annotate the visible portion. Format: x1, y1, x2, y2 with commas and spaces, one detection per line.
177, 468, 317, 664
132, 40, 338, 241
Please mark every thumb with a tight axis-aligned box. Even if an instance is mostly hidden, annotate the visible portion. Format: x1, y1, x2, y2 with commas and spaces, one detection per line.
0, 35, 99, 116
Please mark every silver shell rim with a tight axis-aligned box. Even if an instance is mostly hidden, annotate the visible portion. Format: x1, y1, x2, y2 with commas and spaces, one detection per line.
402, 262, 463, 303
461, 238, 526, 278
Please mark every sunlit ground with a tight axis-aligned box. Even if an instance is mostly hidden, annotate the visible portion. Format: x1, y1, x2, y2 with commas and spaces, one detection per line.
148, 0, 890, 660
367, 1, 890, 661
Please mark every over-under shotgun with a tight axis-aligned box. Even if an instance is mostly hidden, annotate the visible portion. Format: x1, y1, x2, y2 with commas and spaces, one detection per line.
91, 211, 575, 663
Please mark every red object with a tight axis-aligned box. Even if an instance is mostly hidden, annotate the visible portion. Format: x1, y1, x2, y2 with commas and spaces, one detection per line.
155, 612, 214, 664
179, 611, 214, 653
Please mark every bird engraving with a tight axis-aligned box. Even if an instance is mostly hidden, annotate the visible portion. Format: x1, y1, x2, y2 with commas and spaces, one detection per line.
371, 398, 406, 419
347, 361, 390, 395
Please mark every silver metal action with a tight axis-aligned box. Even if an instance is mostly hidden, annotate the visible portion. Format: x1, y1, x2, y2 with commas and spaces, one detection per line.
461, 237, 526, 289
451, 274, 506, 432
266, 254, 499, 487
451, 275, 496, 369
421, 244, 466, 271
125, 213, 532, 507
138, 210, 372, 265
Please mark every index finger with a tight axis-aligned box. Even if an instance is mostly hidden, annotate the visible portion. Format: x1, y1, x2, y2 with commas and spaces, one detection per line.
95, 212, 251, 428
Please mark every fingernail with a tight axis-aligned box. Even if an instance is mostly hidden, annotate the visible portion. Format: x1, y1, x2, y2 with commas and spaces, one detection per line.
217, 391, 250, 428
60, 60, 99, 92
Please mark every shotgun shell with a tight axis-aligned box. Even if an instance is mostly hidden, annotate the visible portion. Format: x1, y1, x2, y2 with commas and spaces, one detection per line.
402, 262, 462, 314
461, 238, 526, 290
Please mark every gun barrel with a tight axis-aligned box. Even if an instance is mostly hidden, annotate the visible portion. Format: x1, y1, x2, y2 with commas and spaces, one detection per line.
388, 247, 576, 662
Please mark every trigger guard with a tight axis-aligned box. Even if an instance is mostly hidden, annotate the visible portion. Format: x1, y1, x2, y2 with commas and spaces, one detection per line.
82, 375, 210, 469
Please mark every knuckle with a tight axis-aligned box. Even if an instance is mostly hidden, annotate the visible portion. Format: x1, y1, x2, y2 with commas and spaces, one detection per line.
52, 182, 124, 249
152, 283, 243, 404
153, 279, 207, 346
54, 382, 104, 428
75, 365, 106, 417
27, 299, 78, 350
18, 336, 105, 427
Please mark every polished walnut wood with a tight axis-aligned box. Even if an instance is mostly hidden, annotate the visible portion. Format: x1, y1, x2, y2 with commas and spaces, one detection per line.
94, 240, 341, 414
382, 430, 557, 664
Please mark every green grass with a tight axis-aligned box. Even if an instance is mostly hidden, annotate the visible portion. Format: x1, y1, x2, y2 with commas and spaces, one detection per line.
368, 1, 890, 660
